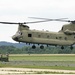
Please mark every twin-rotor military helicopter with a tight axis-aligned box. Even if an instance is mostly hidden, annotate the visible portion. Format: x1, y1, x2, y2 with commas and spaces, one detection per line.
0, 17, 75, 49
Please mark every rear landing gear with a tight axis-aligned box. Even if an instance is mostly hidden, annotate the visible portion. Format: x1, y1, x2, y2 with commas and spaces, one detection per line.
61, 46, 74, 50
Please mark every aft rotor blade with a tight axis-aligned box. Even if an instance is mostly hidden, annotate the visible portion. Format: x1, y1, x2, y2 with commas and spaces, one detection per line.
29, 17, 72, 23
25, 20, 52, 24
29, 17, 68, 20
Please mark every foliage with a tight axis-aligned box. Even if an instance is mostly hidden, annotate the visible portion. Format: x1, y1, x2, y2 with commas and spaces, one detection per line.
0, 45, 75, 54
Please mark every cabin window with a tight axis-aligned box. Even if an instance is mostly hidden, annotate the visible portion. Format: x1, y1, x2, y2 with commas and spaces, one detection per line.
59, 37, 62, 39
38, 35, 41, 37
56, 37, 58, 39
65, 37, 67, 40
47, 35, 49, 38
28, 34, 32, 37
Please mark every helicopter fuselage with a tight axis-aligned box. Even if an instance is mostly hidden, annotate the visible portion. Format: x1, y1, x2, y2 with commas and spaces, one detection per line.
0, 18, 75, 49
12, 25, 75, 46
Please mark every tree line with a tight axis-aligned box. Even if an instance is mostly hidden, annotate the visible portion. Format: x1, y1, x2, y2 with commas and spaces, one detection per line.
0, 45, 75, 54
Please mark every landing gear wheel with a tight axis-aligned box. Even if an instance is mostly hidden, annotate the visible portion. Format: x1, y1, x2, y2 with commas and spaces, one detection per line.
61, 46, 64, 49
70, 46, 73, 50
40, 45, 44, 49
32, 45, 36, 49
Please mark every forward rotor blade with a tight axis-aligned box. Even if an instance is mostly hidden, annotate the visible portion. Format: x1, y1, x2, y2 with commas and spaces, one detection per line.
25, 20, 52, 24
0, 22, 19, 24
0, 22, 27, 25
0, 19, 72, 25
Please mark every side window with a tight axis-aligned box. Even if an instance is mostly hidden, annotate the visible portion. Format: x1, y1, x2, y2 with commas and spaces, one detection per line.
59, 37, 62, 39
38, 35, 41, 38
56, 37, 58, 39
65, 37, 67, 40
28, 34, 32, 37
47, 35, 49, 38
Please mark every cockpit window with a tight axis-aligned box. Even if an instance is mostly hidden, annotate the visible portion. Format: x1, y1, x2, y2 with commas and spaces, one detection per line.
62, 27, 63, 30
17, 31, 22, 35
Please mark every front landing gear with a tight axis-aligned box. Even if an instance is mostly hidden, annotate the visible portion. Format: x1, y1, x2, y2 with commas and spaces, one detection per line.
32, 45, 36, 49
61, 46, 64, 49
32, 45, 44, 49
40, 45, 44, 49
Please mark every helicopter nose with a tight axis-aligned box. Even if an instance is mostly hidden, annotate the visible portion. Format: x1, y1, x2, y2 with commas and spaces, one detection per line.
12, 35, 19, 41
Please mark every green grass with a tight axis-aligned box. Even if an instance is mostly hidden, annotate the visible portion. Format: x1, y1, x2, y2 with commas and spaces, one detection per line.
0, 54, 75, 70
9, 54, 75, 61
0, 63, 75, 70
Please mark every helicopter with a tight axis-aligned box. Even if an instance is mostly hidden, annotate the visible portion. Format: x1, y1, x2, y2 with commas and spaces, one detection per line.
0, 17, 75, 50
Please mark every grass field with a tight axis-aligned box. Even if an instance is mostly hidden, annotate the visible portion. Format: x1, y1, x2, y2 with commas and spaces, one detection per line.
0, 54, 75, 70
9, 54, 75, 61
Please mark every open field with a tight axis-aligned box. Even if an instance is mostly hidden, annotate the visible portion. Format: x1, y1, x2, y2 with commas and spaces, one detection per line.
0, 54, 75, 74
9, 54, 75, 61
0, 54, 75, 70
